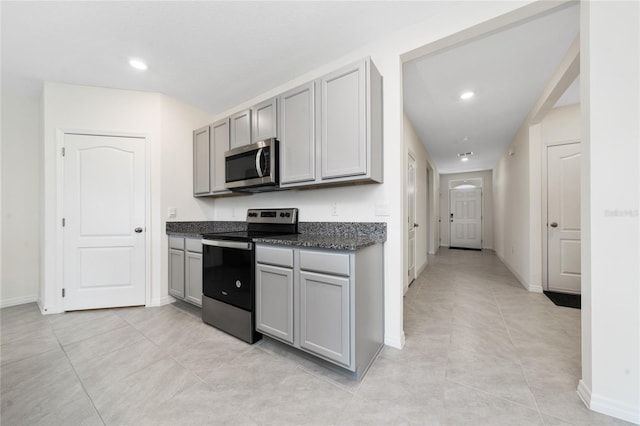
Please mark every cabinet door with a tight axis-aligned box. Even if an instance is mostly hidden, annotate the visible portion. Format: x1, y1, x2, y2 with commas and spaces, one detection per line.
185, 251, 202, 307
320, 60, 367, 180
256, 263, 294, 344
193, 126, 211, 195
169, 248, 185, 299
229, 109, 252, 149
210, 118, 230, 193
299, 271, 350, 366
252, 98, 278, 142
279, 82, 316, 185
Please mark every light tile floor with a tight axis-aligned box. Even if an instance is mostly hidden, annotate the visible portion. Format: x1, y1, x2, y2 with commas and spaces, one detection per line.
1, 249, 631, 425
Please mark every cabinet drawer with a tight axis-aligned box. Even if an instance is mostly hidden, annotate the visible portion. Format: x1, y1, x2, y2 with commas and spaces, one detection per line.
256, 245, 294, 268
299, 250, 350, 277
185, 238, 202, 253
169, 236, 184, 250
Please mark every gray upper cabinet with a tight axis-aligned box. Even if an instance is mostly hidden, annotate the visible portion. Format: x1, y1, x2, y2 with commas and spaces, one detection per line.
279, 82, 316, 186
210, 118, 231, 194
252, 98, 278, 142
319, 58, 383, 184
193, 126, 210, 195
230, 109, 252, 149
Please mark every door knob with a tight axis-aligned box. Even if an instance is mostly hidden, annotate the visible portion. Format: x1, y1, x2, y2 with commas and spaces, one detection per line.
550, 222, 558, 228
134, 227, 143, 233
414, 223, 419, 228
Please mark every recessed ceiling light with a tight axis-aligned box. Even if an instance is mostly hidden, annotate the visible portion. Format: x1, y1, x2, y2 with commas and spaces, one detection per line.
129, 58, 148, 71
458, 151, 473, 162
460, 91, 474, 100
461, 157, 469, 162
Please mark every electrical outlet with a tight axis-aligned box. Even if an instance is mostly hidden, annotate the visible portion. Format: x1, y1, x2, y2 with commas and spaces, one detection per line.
330, 203, 338, 216
167, 207, 177, 218
375, 201, 390, 216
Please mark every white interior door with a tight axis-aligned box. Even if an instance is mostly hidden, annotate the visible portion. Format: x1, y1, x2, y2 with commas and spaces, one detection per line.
407, 153, 416, 293
63, 134, 146, 310
547, 142, 581, 294
450, 188, 482, 249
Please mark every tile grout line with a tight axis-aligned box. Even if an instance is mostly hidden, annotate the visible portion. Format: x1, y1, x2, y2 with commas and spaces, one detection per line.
494, 289, 547, 425
55, 328, 107, 426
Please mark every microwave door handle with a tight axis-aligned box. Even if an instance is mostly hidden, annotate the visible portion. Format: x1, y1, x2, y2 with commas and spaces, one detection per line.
255, 148, 265, 178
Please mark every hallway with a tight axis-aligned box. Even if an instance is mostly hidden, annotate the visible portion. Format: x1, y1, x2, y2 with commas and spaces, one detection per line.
401, 248, 626, 424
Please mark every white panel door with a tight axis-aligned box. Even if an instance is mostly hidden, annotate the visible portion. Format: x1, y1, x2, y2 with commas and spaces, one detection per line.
63, 134, 146, 310
407, 153, 416, 293
547, 143, 581, 294
449, 188, 482, 249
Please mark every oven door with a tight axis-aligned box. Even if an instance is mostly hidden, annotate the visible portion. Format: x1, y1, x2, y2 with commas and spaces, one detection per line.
202, 240, 254, 311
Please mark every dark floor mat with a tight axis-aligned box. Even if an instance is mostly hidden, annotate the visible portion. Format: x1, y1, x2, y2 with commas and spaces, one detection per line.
544, 290, 581, 309
449, 247, 482, 251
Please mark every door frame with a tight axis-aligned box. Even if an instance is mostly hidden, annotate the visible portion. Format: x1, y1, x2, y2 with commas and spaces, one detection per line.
406, 150, 417, 292
55, 129, 151, 310
541, 138, 580, 290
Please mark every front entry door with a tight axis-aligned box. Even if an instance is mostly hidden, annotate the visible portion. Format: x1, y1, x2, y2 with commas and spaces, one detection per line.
63, 133, 147, 310
450, 188, 482, 249
547, 142, 581, 294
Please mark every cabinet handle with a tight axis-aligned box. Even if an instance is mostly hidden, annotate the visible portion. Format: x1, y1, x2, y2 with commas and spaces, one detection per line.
550, 222, 558, 228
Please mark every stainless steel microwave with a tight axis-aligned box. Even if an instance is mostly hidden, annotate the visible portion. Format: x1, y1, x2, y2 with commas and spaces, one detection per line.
224, 138, 279, 192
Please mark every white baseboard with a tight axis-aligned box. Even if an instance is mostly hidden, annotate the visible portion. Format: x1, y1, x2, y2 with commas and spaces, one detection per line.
384, 330, 405, 350
148, 295, 176, 307
416, 261, 427, 276
577, 380, 592, 407
578, 380, 640, 424
0, 295, 38, 309
494, 252, 542, 292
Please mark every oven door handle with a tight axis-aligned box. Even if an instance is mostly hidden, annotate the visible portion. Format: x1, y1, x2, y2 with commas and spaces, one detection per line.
201, 240, 253, 250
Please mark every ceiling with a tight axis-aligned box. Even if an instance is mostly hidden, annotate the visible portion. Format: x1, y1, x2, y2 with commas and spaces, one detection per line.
403, 4, 580, 174
1, 1, 451, 114
3, 2, 580, 176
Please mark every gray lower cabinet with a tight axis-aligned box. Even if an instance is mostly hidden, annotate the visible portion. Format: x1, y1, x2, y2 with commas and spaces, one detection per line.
193, 126, 210, 195
255, 263, 294, 344
168, 236, 202, 307
255, 243, 383, 379
299, 270, 350, 365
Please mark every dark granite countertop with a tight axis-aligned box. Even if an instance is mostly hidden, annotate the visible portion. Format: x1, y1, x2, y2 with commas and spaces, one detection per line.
166, 221, 386, 251
253, 233, 385, 250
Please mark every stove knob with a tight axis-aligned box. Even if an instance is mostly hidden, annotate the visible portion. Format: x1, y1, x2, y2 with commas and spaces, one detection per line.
235, 280, 242, 288
280, 212, 285, 217
285, 213, 291, 217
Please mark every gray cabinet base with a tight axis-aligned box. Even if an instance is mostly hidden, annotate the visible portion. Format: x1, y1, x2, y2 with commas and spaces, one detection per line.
202, 295, 261, 344
262, 336, 383, 381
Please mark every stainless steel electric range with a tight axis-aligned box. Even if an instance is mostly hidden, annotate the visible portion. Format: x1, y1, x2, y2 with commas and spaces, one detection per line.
201, 208, 298, 343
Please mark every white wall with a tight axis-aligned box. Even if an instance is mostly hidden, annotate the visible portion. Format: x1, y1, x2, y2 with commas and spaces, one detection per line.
39, 82, 214, 313
404, 114, 439, 277
579, 1, 640, 423
439, 170, 493, 250
1, 93, 41, 307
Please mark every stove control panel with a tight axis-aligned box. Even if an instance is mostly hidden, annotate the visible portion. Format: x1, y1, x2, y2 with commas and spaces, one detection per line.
246, 208, 298, 225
